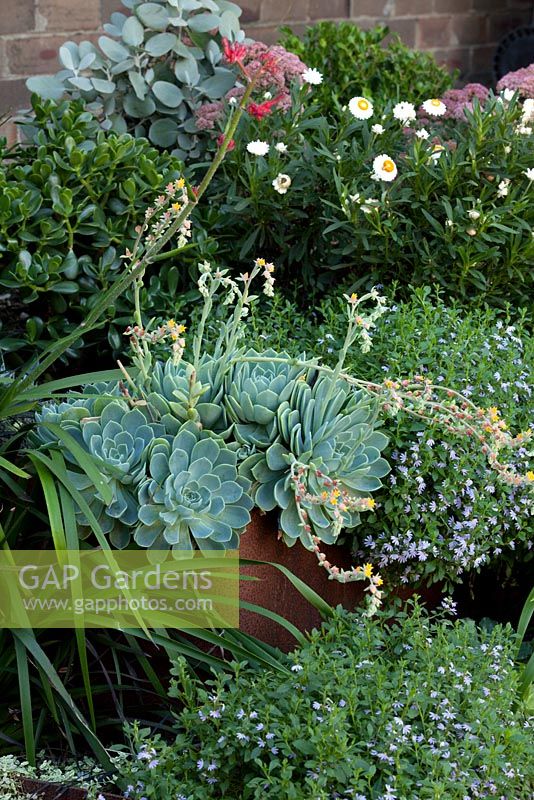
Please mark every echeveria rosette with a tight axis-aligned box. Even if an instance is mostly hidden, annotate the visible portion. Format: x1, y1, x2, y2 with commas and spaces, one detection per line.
136, 421, 253, 557
67, 401, 165, 548
246, 377, 390, 547
147, 355, 227, 435
225, 348, 310, 448
33, 379, 122, 448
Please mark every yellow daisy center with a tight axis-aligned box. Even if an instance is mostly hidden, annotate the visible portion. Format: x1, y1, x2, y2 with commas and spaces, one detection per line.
430, 98, 441, 106
358, 99, 369, 110
383, 159, 395, 172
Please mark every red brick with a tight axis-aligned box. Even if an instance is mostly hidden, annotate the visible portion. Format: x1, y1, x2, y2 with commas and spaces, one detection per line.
470, 43, 496, 71
349, 0, 392, 15
101, 0, 126, 21
489, 11, 530, 40
386, 17, 417, 47
431, 46, 471, 76
0, 79, 30, 112
246, 24, 286, 43
39, 0, 101, 32
241, 2, 262, 23
261, 0, 309, 22
451, 13, 488, 45
434, 0, 473, 11
417, 16, 452, 48
0, 0, 35, 35
309, 0, 349, 19
395, 0, 430, 14
0, 119, 20, 146
6, 33, 98, 76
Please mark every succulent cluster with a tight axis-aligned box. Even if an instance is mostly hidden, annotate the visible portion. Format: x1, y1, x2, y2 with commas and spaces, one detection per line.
27, 0, 245, 158
34, 347, 389, 552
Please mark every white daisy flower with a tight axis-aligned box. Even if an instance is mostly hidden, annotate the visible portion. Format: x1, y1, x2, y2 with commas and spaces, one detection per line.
468, 209, 481, 220
272, 173, 292, 194
275, 142, 288, 153
247, 140, 269, 156
302, 67, 323, 85
524, 168, 534, 181
372, 154, 398, 182
393, 101, 416, 124
415, 128, 429, 139
430, 144, 445, 162
349, 96, 374, 120
371, 123, 385, 134
422, 98, 447, 117
522, 98, 534, 123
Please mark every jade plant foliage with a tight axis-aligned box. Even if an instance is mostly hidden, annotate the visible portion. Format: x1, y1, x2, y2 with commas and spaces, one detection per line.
0, 98, 181, 362
27, 0, 245, 158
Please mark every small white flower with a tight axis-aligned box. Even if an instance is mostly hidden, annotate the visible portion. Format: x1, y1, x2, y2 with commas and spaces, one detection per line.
349, 192, 361, 203
263, 91, 272, 100
371, 123, 385, 134
422, 98, 446, 117
361, 199, 379, 213
504, 144, 511, 154
229, 97, 238, 106
497, 178, 510, 197
415, 127, 429, 139
521, 98, 534, 123
302, 67, 323, 85
501, 88, 515, 102
349, 96, 374, 120
272, 173, 292, 194
247, 140, 269, 156
516, 124, 532, 135
275, 142, 288, 153
466, 228, 477, 236
291, 664, 303, 672
468, 209, 480, 220
524, 168, 534, 181
372, 153, 398, 182
445, 219, 453, 228
393, 101, 416, 124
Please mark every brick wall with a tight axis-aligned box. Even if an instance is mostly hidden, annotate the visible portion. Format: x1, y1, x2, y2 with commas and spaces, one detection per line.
1, 0, 531, 136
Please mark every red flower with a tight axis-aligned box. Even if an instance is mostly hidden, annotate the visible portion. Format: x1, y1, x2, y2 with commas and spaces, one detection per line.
247, 94, 283, 119
217, 134, 235, 151
222, 37, 247, 64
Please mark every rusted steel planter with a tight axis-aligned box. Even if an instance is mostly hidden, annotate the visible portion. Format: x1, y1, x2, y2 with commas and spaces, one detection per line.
239, 510, 444, 650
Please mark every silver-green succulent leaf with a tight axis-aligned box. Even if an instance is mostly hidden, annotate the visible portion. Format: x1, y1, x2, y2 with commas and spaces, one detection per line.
136, 421, 253, 556
66, 400, 165, 548
225, 348, 310, 448
247, 376, 390, 547
26, 0, 244, 157
147, 355, 227, 434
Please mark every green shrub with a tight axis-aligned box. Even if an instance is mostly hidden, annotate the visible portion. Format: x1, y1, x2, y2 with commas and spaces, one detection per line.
194, 89, 533, 305
119, 603, 534, 799
0, 97, 185, 364
280, 21, 455, 116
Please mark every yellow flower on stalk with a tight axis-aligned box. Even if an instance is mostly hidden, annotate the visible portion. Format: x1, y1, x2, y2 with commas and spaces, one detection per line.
375, 576, 384, 587
175, 178, 185, 189
365, 498, 376, 509
177, 324, 186, 334
255, 258, 266, 267
363, 563, 373, 578
526, 471, 534, 482
488, 406, 500, 422
171, 202, 182, 213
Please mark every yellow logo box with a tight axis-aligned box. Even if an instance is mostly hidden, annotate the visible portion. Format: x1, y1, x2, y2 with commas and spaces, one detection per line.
0, 550, 240, 629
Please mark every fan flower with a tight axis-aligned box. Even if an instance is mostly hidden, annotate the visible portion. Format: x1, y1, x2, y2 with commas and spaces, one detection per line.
272, 173, 292, 194
393, 101, 416, 124
372, 154, 398, 182
349, 96, 374, 120
422, 98, 447, 116
302, 67, 323, 85
246, 140, 270, 157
